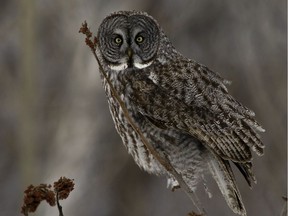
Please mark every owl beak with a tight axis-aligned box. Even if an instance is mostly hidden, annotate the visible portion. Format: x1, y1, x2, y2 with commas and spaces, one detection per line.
126, 47, 134, 68
127, 47, 133, 59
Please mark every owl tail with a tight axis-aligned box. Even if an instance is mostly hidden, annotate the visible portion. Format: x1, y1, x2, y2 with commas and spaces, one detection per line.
208, 153, 247, 216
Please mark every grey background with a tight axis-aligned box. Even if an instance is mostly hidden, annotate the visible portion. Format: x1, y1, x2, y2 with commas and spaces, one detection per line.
0, 0, 286, 215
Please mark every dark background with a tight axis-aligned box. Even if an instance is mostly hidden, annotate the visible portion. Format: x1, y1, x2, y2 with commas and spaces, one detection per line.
0, 0, 286, 215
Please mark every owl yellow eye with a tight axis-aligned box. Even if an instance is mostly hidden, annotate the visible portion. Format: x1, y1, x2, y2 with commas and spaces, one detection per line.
114, 37, 122, 45
136, 36, 144, 43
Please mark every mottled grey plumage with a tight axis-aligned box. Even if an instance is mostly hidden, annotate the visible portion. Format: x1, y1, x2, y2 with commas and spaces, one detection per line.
95, 10, 265, 215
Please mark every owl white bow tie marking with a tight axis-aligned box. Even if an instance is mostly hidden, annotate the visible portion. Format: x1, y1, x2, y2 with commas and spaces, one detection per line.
108, 60, 153, 71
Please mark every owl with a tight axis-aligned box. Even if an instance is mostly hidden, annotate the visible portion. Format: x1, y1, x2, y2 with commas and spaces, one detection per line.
95, 11, 265, 216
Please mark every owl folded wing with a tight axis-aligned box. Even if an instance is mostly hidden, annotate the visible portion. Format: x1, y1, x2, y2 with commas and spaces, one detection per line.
125, 62, 265, 163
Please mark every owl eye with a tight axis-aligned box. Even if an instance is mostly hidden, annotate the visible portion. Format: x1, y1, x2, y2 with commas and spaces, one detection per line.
114, 36, 123, 45
135, 35, 144, 44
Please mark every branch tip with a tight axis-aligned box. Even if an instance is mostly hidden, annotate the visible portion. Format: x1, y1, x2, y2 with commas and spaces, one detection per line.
79, 21, 97, 52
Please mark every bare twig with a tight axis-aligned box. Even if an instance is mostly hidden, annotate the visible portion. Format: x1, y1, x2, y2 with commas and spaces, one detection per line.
56, 192, 64, 216
281, 196, 287, 216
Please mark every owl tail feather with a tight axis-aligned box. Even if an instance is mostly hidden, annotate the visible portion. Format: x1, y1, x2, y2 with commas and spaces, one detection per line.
208, 154, 247, 216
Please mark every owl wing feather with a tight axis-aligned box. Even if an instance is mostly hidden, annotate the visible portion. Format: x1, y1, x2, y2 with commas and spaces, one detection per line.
124, 59, 265, 163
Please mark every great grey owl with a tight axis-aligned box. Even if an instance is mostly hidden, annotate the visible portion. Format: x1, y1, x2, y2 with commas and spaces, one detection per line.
95, 10, 264, 216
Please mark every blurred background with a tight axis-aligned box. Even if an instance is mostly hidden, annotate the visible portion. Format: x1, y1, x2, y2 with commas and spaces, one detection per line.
0, 0, 286, 215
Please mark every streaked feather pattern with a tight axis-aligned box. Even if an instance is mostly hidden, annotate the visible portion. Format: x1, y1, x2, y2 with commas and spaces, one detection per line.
96, 10, 265, 216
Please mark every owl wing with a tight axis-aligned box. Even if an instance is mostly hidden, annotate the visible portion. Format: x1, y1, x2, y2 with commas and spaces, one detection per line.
125, 59, 265, 163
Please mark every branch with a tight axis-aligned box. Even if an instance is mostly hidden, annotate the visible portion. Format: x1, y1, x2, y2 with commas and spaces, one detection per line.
56, 192, 64, 216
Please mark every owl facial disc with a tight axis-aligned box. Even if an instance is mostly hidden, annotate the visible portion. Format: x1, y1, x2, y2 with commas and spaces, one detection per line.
97, 13, 160, 71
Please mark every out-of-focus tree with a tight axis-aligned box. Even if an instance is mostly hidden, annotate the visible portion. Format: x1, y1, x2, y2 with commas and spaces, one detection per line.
0, 0, 286, 216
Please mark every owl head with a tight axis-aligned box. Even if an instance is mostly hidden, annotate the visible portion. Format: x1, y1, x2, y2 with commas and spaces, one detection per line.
96, 11, 161, 71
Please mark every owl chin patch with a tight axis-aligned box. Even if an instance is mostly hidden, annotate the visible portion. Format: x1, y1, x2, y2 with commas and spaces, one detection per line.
108, 61, 153, 71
